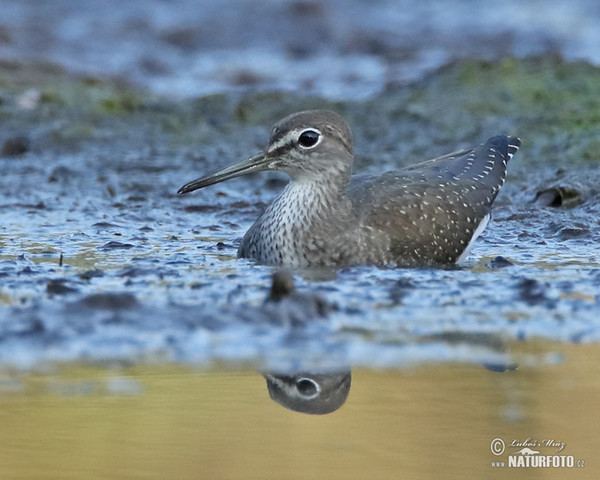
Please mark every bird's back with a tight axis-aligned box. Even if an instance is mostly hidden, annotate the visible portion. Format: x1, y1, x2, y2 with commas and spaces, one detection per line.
348, 136, 521, 266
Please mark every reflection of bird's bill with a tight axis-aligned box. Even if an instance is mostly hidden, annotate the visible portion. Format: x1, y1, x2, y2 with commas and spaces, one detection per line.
177, 153, 267, 194
263, 371, 351, 415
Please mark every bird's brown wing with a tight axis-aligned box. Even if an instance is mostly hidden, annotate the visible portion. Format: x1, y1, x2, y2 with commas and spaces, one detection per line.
347, 136, 520, 266
400, 135, 520, 197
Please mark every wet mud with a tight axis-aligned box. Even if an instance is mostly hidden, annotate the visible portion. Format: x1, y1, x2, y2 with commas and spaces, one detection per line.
1, 52, 600, 370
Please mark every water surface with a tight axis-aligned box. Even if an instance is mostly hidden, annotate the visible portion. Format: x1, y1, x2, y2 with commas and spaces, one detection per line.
1, 341, 597, 479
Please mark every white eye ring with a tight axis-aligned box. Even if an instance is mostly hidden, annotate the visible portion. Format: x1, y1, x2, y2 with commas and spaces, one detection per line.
295, 377, 321, 399
297, 128, 322, 149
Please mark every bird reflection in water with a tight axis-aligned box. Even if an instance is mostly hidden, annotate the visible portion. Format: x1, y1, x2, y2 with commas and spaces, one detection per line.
263, 370, 351, 415
261, 271, 350, 414
258, 273, 515, 414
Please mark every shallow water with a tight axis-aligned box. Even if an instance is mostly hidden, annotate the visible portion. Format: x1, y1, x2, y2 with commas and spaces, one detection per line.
1, 141, 599, 369
1, 341, 598, 479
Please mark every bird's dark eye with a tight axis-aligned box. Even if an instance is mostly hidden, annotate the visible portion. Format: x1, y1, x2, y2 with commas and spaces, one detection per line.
296, 378, 320, 398
298, 129, 321, 149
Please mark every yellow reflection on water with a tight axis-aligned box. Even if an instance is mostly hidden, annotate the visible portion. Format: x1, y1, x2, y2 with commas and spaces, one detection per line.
1, 342, 599, 479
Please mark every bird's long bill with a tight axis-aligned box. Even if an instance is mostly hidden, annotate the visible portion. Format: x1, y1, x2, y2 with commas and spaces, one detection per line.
177, 152, 268, 194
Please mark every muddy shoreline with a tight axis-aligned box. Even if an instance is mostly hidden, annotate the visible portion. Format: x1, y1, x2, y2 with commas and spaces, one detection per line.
1, 56, 599, 369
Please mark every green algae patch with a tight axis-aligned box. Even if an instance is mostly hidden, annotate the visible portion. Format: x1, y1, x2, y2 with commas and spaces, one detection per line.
229, 58, 600, 171
97, 91, 143, 115
2, 56, 600, 168
0, 61, 146, 113
402, 57, 600, 167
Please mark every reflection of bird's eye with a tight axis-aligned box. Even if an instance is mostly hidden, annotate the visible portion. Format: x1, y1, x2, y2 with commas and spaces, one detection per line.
296, 378, 320, 398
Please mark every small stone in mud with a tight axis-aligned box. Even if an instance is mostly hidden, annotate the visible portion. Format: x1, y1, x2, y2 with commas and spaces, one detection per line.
101, 241, 135, 250
517, 231, 544, 244
46, 279, 79, 295
517, 278, 548, 305
184, 204, 222, 213
559, 226, 590, 240
93, 222, 122, 229
1, 136, 29, 157
47, 166, 75, 183
268, 271, 296, 301
486, 256, 514, 269
534, 186, 582, 208
229, 201, 252, 209
78, 292, 138, 310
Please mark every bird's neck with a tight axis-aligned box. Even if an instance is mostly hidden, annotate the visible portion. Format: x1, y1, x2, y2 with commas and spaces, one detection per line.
271, 176, 350, 226
241, 175, 352, 266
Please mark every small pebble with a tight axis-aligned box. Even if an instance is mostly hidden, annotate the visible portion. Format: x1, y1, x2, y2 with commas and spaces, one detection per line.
0, 136, 29, 157
486, 256, 514, 269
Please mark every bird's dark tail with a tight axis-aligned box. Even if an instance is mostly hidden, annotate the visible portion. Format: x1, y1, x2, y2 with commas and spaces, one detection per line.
467, 135, 521, 194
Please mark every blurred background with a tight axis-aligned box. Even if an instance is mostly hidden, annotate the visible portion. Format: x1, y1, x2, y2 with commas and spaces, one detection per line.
2, 0, 600, 99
